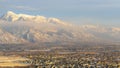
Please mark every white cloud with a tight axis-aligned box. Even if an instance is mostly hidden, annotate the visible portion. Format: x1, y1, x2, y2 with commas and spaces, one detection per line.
13, 6, 39, 11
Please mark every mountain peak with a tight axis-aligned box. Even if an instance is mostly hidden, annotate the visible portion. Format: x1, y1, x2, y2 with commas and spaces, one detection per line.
6, 11, 18, 18
1, 11, 48, 22
7, 11, 15, 14
0, 11, 70, 26
1, 11, 18, 22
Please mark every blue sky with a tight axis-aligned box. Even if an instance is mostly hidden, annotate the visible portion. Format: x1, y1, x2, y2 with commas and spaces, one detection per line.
0, 0, 120, 26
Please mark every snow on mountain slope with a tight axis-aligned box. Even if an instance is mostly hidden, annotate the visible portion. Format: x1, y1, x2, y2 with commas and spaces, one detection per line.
0, 28, 26, 44
81, 25, 120, 43
0, 21, 96, 43
1, 11, 37, 22
0, 11, 120, 45
1, 11, 71, 26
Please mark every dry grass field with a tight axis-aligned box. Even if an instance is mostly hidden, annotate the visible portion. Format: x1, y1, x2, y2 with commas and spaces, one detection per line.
0, 56, 30, 67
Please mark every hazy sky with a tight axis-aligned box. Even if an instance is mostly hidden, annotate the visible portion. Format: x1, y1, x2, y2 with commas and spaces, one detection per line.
0, 0, 120, 26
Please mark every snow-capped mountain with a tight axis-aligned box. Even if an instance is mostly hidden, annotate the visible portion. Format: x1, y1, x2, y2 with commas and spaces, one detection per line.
1, 11, 46, 22
0, 11, 120, 45
1, 11, 70, 26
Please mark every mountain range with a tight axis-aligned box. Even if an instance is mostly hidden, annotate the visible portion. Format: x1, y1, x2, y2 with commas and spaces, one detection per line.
0, 11, 119, 45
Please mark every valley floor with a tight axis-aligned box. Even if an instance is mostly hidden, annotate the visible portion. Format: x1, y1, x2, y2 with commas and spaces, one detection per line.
0, 56, 30, 68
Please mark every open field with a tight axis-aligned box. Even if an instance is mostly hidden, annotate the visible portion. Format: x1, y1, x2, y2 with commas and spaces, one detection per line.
0, 56, 30, 67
